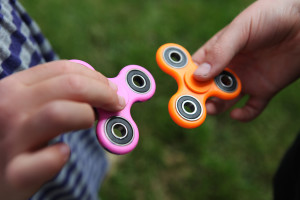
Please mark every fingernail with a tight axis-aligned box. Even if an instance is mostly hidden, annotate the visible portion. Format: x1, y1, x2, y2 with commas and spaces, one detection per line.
194, 63, 211, 77
60, 144, 70, 161
108, 80, 118, 91
60, 144, 70, 155
118, 95, 126, 109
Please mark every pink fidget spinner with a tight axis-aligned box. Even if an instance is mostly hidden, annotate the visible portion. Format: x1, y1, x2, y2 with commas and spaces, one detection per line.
70, 60, 156, 154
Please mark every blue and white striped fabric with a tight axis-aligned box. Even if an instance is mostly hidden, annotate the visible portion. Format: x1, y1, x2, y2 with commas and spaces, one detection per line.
0, 0, 108, 199
0, 0, 57, 77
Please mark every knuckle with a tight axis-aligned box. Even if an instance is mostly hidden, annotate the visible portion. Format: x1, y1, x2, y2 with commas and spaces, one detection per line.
58, 60, 73, 73
64, 75, 86, 96
0, 107, 27, 139
206, 42, 223, 58
43, 102, 67, 125
54, 60, 76, 74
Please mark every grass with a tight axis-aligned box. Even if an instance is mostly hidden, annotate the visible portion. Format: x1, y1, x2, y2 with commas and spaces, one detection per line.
22, 0, 300, 199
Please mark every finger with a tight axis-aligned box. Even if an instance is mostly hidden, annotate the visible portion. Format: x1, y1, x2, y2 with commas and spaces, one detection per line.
13, 60, 114, 88
192, 14, 251, 81
230, 96, 269, 122
5, 143, 70, 192
28, 73, 124, 111
206, 94, 243, 115
19, 100, 95, 149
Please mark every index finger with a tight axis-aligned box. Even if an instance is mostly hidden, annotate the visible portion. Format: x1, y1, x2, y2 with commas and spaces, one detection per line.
13, 60, 109, 86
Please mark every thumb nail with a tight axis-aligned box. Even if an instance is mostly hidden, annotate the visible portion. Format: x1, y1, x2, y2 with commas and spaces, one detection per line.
118, 95, 126, 109
194, 63, 211, 77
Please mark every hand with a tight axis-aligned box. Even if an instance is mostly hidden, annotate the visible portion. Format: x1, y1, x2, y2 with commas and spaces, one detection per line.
0, 60, 125, 200
192, 0, 300, 122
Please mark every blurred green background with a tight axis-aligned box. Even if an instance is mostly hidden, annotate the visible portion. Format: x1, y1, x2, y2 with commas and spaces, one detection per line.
22, 0, 300, 199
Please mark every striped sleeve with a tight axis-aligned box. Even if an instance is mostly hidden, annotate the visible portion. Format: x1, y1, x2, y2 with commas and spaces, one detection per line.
0, 0, 58, 79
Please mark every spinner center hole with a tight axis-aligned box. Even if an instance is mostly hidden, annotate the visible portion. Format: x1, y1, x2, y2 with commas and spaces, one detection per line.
182, 100, 197, 114
132, 75, 146, 88
220, 74, 233, 88
112, 123, 128, 139
169, 51, 182, 63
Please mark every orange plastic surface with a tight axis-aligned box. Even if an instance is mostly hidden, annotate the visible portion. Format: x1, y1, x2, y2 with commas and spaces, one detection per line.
156, 43, 242, 128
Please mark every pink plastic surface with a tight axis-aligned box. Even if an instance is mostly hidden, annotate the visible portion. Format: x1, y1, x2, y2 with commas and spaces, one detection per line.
70, 60, 156, 154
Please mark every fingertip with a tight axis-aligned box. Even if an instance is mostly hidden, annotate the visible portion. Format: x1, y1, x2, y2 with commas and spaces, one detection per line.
230, 108, 254, 122
193, 62, 212, 80
230, 108, 244, 121
231, 97, 268, 122
117, 95, 126, 110
58, 143, 71, 162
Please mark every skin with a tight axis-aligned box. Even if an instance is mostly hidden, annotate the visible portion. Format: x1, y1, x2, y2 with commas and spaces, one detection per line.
192, 0, 300, 122
0, 60, 125, 200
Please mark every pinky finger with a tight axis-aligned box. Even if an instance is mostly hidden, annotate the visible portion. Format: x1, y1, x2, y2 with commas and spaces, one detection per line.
230, 96, 269, 122
5, 143, 70, 195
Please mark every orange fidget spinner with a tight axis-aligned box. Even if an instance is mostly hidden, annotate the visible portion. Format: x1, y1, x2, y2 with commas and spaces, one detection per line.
156, 43, 242, 128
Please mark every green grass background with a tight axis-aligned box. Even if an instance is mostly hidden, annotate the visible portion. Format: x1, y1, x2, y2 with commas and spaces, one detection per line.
22, 0, 300, 199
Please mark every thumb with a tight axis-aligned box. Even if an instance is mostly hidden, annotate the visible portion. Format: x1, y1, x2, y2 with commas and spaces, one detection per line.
5, 143, 70, 197
192, 18, 250, 81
